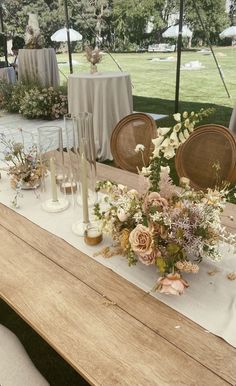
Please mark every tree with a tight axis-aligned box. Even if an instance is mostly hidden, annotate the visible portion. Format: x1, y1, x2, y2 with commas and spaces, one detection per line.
229, 0, 236, 25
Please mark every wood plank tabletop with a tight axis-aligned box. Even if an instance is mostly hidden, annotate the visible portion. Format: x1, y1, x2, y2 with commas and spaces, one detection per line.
0, 163, 236, 385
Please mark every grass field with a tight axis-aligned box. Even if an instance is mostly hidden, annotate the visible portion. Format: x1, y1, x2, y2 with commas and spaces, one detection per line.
57, 47, 236, 126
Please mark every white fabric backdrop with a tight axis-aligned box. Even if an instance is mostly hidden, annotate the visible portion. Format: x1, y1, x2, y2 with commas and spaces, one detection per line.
0, 171, 236, 348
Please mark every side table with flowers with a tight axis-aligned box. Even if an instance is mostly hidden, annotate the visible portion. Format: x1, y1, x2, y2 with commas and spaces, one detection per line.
85, 46, 103, 74
94, 109, 236, 295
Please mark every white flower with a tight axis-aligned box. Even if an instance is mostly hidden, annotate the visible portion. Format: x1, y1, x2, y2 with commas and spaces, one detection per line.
134, 144, 145, 153
173, 123, 181, 132
169, 130, 180, 148
160, 165, 170, 173
173, 113, 181, 122
184, 119, 190, 128
183, 129, 190, 139
141, 166, 151, 176
158, 127, 172, 135
178, 132, 186, 143
183, 111, 188, 118
160, 137, 171, 149
117, 208, 129, 222
163, 145, 176, 159
188, 123, 194, 132
152, 136, 164, 147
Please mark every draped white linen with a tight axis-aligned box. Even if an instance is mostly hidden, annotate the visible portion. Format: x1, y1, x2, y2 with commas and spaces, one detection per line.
18, 48, 60, 88
68, 72, 133, 161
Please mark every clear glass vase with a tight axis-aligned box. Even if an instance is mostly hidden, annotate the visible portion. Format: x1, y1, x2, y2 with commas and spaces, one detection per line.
90, 63, 98, 74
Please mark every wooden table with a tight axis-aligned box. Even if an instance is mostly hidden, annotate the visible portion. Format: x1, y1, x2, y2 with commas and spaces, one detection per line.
1, 164, 236, 386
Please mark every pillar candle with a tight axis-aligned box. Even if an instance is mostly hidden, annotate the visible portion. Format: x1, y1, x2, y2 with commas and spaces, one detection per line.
50, 157, 58, 202
81, 153, 89, 223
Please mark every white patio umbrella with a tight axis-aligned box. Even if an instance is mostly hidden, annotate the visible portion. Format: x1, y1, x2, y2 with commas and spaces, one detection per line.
51, 28, 82, 42
219, 26, 236, 40
162, 24, 193, 39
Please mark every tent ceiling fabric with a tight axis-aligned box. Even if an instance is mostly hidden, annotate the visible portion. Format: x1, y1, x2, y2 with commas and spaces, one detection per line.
162, 24, 193, 39
219, 26, 236, 39
51, 28, 82, 42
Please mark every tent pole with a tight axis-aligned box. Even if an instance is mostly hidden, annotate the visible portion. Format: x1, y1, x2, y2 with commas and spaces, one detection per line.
0, 1, 8, 65
175, 0, 184, 113
64, 0, 73, 74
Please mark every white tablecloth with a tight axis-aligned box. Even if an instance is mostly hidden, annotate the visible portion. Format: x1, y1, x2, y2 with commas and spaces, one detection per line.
0, 67, 16, 84
0, 171, 236, 348
18, 48, 60, 88
68, 72, 133, 161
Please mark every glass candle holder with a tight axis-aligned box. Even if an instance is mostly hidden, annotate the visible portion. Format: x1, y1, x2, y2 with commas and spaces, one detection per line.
64, 113, 97, 235
37, 126, 69, 213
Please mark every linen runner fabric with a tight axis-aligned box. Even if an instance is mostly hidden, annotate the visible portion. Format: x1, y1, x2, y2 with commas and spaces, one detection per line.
0, 324, 49, 386
0, 172, 236, 348
68, 72, 133, 161
0, 67, 16, 84
18, 48, 60, 87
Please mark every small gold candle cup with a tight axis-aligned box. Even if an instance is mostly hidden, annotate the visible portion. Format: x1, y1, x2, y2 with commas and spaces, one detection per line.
84, 225, 103, 246
60, 181, 77, 195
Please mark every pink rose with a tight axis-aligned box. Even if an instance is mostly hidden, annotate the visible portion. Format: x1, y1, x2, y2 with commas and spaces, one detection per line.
157, 273, 189, 295
143, 192, 168, 212
129, 224, 153, 256
139, 248, 161, 265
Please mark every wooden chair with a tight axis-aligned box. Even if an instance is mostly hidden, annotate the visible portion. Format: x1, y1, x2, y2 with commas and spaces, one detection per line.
175, 124, 236, 190
110, 113, 157, 173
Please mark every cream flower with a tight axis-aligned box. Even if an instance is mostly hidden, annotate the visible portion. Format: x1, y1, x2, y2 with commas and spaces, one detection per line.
158, 127, 172, 135
129, 224, 153, 256
178, 132, 186, 143
173, 123, 181, 132
169, 130, 180, 148
173, 113, 181, 122
134, 144, 145, 153
183, 129, 190, 139
152, 136, 164, 148
183, 111, 188, 118
117, 208, 129, 222
160, 137, 170, 149
163, 145, 175, 159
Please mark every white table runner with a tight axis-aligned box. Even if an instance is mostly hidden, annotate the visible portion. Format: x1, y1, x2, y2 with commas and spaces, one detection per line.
0, 171, 236, 348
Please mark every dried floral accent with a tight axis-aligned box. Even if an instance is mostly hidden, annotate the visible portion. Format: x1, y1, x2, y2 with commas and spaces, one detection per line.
207, 268, 221, 276
155, 273, 189, 296
175, 260, 199, 273
227, 272, 236, 280
0, 133, 46, 189
93, 245, 123, 259
85, 46, 103, 65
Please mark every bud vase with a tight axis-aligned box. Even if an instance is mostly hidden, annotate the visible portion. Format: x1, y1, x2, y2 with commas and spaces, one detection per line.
90, 63, 98, 74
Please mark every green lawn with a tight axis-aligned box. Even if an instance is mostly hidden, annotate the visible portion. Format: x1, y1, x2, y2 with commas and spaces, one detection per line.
58, 47, 236, 126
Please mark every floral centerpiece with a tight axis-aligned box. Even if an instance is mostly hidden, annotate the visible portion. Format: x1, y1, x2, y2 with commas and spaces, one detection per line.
94, 110, 236, 295
0, 133, 46, 189
85, 46, 103, 74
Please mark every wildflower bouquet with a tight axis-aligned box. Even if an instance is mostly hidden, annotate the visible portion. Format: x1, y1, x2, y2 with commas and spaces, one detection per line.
0, 133, 45, 189
85, 46, 102, 73
94, 110, 236, 295
19, 86, 68, 119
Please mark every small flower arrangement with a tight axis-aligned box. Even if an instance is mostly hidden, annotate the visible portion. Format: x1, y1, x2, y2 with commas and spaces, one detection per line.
19, 86, 68, 119
85, 46, 102, 73
94, 109, 236, 295
0, 133, 46, 189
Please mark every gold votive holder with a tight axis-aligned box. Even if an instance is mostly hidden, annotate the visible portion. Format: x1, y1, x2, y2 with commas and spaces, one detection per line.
60, 181, 77, 195
84, 225, 103, 246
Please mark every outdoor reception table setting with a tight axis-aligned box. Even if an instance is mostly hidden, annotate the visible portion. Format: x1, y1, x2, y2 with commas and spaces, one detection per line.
68, 71, 133, 161
0, 160, 236, 385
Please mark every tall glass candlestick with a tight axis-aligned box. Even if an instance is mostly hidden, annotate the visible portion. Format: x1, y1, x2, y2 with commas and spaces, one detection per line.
81, 152, 89, 223
50, 157, 58, 202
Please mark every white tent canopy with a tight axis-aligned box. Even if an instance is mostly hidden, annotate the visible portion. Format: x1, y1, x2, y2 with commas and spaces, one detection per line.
51, 28, 82, 42
162, 24, 193, 39
219, 26, 236, 40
